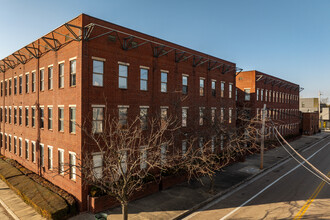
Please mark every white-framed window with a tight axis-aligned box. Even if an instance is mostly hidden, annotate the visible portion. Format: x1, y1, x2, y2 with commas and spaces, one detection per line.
69, 152, 76, 180
229, 108, 233, 124
140, 146, 147, 170
58, 149, 64, 175
182, 107, 188, 127
19, 76, 22, 94
48, 107, 53, 130
199, 137, 204, 151
160, 107, 168, 127
32, 107, 36, 127
160, 144, 167, 165
40, 68, 44, 91
70, 59, 76, 87
221, 108, 224, 123
211, 80, 216, 96
229, 83, 233, 98
14, 77, 17, 95
265, 90, 268, 102
25, 107, 29, 126
48, 146, 53, 170
39, 107, 44, 128
199, 78, 205, 96
32, 141, 36, 163
140, 107, 148, 130
25, 140, 29, 160
58, 107, 64, 131
69, 106, 76, 133
118, 106, 128, 126
221, 81, 225, 97
19, 138, 22, 157
48, 66, 53, 90
119, 150, 127, 175
220, 134, 224, 150
40, 143, 44, 166
92, 106, 104, 133
211, 136, 216, 152
59, 63, 64, 88
182, 75, 188, 95
244, 89, 250, 101
119, 64, 128, 89
140, 68, 148, 91
8, 135, 11, 152
93, 152, 103, 179
199, 107, 205, 125
93, 59, 104, 86
182, 140, 187, 157
14, 136, 17, 154
211, 107, 216, 124
32, 71, 36, 92
261, 89, 264, 101
161, 71, 168, 92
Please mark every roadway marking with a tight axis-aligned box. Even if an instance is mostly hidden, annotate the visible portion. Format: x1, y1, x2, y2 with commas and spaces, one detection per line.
217, 142, 330, 220
293, 171, 330, 220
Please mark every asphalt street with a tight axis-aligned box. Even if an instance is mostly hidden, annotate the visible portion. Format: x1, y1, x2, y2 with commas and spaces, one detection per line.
184, 135, 330, 220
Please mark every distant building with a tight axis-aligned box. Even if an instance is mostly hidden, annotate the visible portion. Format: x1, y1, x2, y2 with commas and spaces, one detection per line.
299, 98, 319, 113
301, 112, 319, 135
236, 70, 300, 138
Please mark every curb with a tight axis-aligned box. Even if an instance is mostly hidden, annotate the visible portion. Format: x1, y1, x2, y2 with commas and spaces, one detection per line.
172, 134, 329, 220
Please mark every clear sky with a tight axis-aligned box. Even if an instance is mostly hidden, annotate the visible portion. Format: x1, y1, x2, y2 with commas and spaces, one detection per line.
0, 0, 329, 100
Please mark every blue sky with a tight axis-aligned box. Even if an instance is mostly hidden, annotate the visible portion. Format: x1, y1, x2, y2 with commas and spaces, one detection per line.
0, 0, 329, 100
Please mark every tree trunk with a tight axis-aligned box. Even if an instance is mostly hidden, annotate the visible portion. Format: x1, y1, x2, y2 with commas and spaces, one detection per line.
121, 201, 128, 220
209, 175, 215, 194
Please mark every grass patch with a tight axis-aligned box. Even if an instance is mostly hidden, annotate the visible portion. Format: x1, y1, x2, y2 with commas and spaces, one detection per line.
0, 158, 76, 219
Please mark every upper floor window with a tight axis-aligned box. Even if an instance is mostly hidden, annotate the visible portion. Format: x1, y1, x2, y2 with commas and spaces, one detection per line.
19, 76, 22, 94
59, 63, 64, 88
161, 72, 167, 92
31, 107, 36, 127
69, 107, 76, 133
211, 80, 216, 96
119, 64, 128, 89
93, 60, 104, 86
140, 68, 148, 91
25, 107, 29, 126
229, 83, 233, 98
40, 69, 44, 91
256, 88, 259, 101
221, 82, 225, 97
8, 79, 11, 96
244, 89, 251, 101
25, 74, 29, 93
182, 75, 188, 95
39, 107, 44, 128
70, 60, 76, 87
1, 81, 3, 96
199, 107, 204, 125
160, 107, 168, 127
199, 78, 205, 96
261, 89, 264, 101
48, 107, 53, 130
32, 72, 36, 92
265, 90, 268, 102
58, 107, 64, 131
48, 66, 53, 90
14, 78, 17, 95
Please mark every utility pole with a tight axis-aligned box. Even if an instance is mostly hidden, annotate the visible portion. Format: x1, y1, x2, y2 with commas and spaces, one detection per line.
260, 104, 266, 170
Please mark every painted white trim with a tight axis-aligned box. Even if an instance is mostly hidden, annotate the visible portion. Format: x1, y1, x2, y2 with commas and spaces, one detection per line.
69, 56, 77, 61
160, 106, 169, 109
118, 105, 129, 108
140, 65, 149, 69
58, 60, 65, 64
140, 106, 149, 108
92, 104, 105, 108
48, 64, 53, 67
58, 105, 64, 107
118, 61, 130, 66
69, 104, 76, 107
160, 69, 169, 73
92, 56, 106, 62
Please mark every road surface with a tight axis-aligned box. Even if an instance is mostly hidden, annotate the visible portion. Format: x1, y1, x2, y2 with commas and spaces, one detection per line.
184, 136, 330, 220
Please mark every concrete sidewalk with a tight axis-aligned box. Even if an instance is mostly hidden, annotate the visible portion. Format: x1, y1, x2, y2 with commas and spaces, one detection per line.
72, 132, 329, 220
0, 179, 45, 220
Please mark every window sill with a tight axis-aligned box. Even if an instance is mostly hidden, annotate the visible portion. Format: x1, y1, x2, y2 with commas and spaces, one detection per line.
70, 85, 76, 88
70, 132, 76, 135
59, 130, 64, 133
119, 87, 128, 90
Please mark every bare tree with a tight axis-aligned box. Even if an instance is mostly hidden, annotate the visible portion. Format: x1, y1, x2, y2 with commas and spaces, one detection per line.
76, 110, 178, 220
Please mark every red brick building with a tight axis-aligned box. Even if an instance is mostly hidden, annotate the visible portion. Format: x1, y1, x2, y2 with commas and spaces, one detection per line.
236, 70, 300, 138
0, 14, 237, 211
301, 112, 319, 135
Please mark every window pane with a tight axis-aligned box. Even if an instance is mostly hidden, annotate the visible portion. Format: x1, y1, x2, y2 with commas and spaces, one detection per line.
93, 74, 103, 86
119, 77, 127, 89
161, 72, 167, 82
93, 108, 103, 120
182, 76, 187, 86
140, 80, 147, 91
119, 65, 128, 77
93, 60, 103, 73
140, 69, 148, 80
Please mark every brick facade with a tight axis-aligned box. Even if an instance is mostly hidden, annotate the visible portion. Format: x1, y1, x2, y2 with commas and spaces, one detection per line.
0, 14, 237, 212
236, 70, 300, 138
